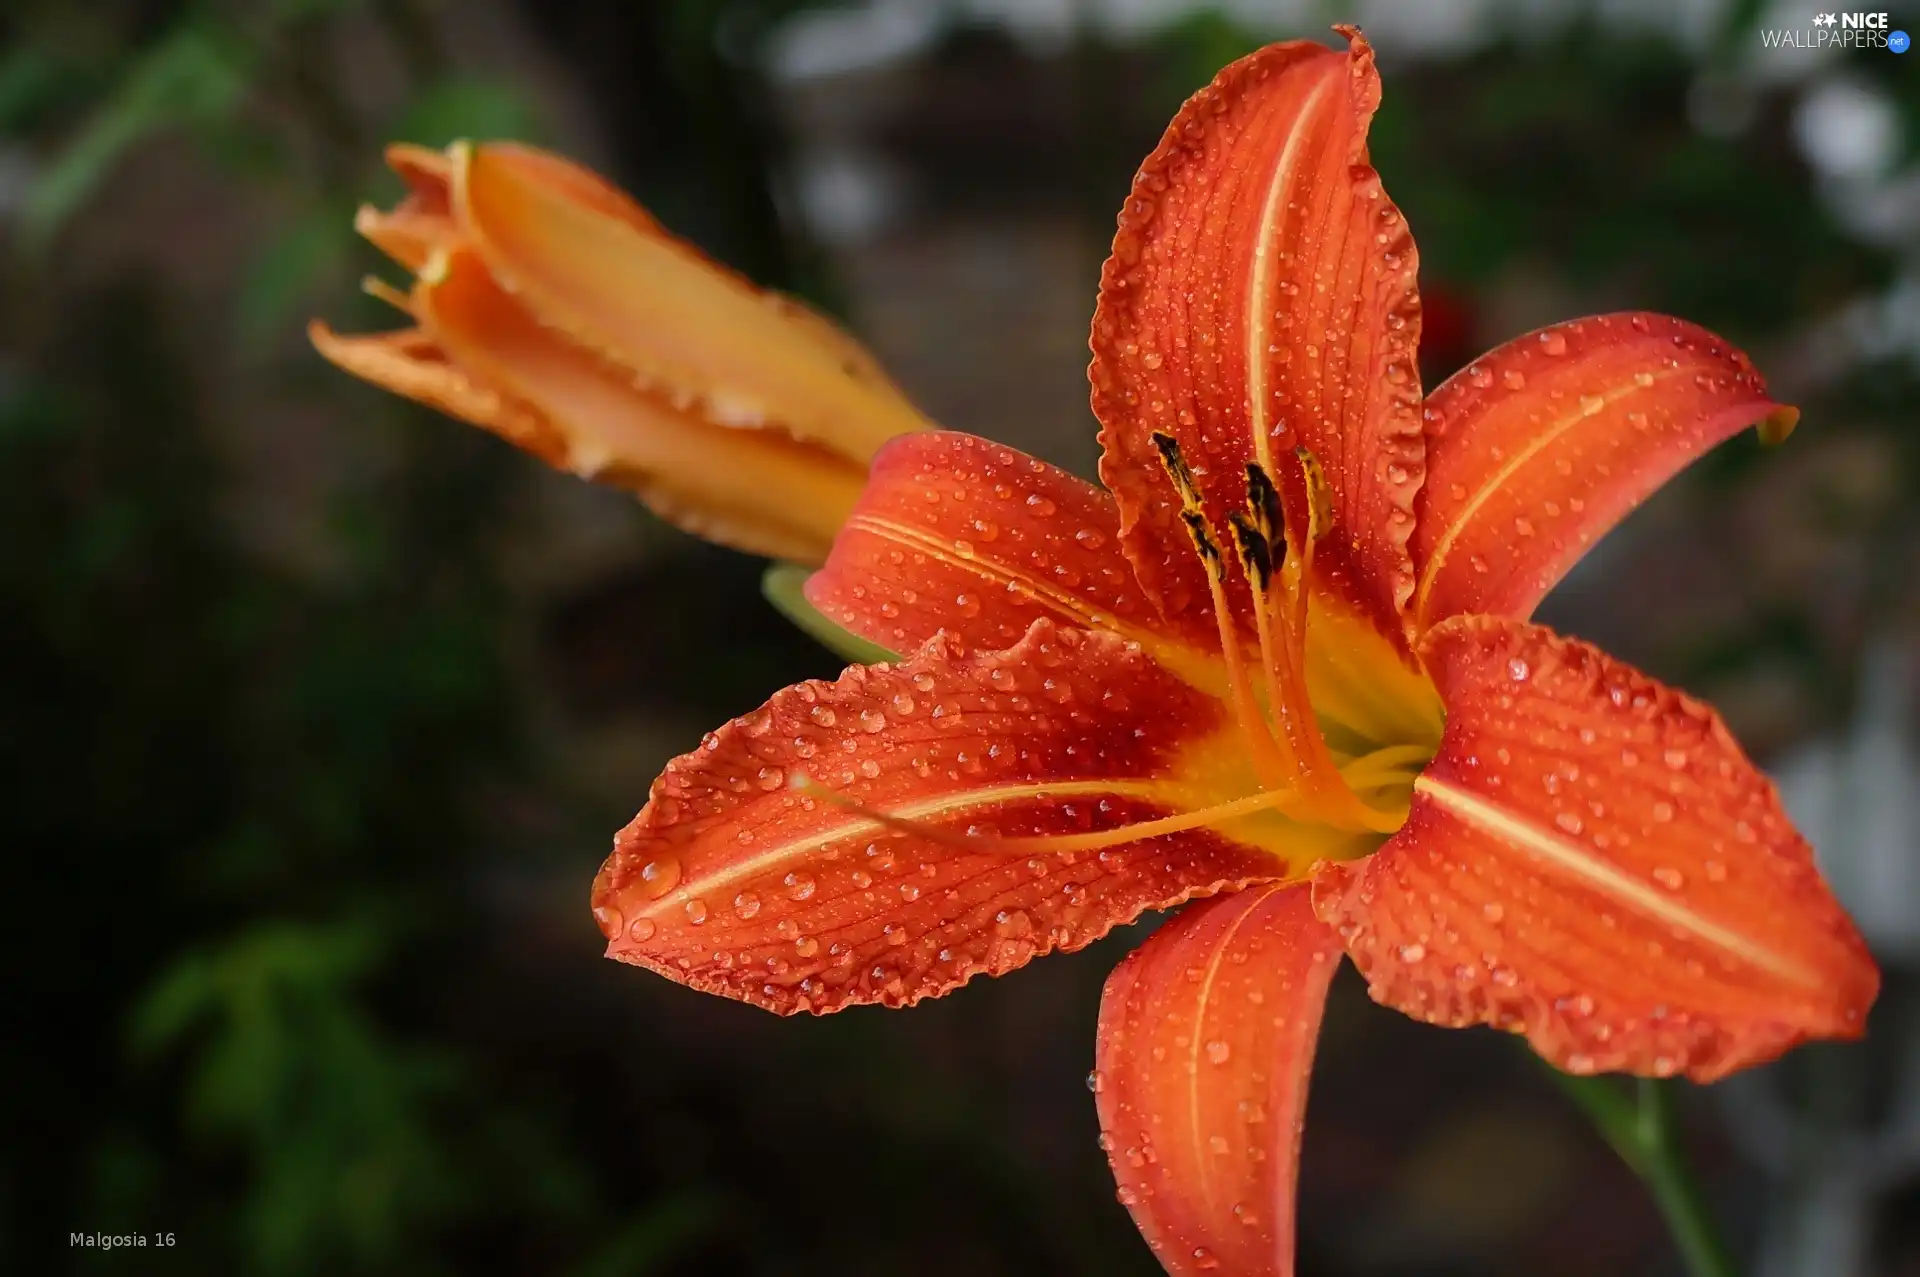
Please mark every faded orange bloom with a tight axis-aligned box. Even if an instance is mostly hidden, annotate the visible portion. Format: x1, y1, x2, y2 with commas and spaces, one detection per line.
311, 142, 933, 564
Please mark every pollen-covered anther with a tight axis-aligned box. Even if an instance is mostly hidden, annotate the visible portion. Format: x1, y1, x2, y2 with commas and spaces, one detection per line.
1294, 445, 1332, 543
1178, 510, 1225, 569
1149, 430, 1204, 508
1226, 511, 1273, 593
1245, 463, 1285, 553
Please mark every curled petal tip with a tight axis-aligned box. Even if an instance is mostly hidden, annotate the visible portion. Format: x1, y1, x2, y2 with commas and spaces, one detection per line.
1759, 404, 1800, 446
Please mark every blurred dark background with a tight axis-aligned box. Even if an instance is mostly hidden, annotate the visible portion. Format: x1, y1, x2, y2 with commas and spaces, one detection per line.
5, 1, 1919, 1274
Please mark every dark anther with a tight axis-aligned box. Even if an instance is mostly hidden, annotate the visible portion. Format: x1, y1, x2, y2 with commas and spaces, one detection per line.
1228, 511, 1273, 591
1244, 464, 1285, 552
1151, 431, 1203, 506
1178, 509, 1223, 568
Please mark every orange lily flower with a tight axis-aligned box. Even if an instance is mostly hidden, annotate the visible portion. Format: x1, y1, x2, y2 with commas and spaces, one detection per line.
585, 27, 1877, 1276
310, 141, 933, 565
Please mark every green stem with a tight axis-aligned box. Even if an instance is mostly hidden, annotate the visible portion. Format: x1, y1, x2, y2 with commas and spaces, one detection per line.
1549, 1070, 1737, 1277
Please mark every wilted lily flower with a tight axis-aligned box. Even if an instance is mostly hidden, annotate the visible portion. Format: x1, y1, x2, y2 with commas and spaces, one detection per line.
311, 141, 932, 564
590, 27, 1878, 1277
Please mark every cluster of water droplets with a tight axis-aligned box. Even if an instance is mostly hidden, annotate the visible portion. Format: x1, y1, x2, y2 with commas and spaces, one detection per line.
809, 435, 1148, 654
1315, 617, 1856, 1080
1421, 315, 1774, 612
591, 622, 1281, 1015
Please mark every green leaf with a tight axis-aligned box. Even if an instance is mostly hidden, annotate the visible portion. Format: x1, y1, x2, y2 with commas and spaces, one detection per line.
20, 26, 252, 251
761, 562, 898, 665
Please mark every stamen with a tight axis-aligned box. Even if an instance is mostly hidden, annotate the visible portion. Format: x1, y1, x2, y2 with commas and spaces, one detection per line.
1229, 506, 1301, 784
1145, 434, 1407, 837
1246, 447, 1403, 834
1295, 444, 1332, 543
1227, 512, 1273, 593
790, 772, 1301, 856
1151, 432, 1290, 791
361, 275, 416, 314
1246, 463, 1284, 551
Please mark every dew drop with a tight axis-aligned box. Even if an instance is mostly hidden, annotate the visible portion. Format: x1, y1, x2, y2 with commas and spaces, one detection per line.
733, 891, 762, 919
628, 916, 656, 942
684, 898, 709, 925
1539, 330, 1568, 356
640, 857, 682, 899
1206, 1039, 1232, 1064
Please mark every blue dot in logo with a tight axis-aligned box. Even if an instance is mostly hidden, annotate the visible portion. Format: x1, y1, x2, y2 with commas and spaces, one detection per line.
1891, 29, 1912, 53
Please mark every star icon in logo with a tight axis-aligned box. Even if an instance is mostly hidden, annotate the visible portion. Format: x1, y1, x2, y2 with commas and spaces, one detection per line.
1813, 11, 1837, 25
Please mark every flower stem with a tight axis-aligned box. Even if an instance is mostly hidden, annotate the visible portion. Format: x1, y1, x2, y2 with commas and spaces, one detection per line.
1547, 1068, 1737, 1277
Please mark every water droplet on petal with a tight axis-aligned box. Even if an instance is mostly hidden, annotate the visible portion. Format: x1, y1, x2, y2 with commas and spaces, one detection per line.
640, 857, 682, 899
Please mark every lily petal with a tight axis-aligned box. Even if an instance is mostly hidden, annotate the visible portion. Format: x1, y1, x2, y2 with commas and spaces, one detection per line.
1315, 614, 1878, 1081
805, 432, 1440, 749
594, 621, 1291, 1014
1095, 883, 1342, 1277
452, 141, 932, 459
449, 140, 660, 233
416, 246, 868, 564
1412, 313, 1796, 629
354, 144, 461, 272
307, 320, 567, 463
805, 431, 1218, 670
1089, 26, 1424, 626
